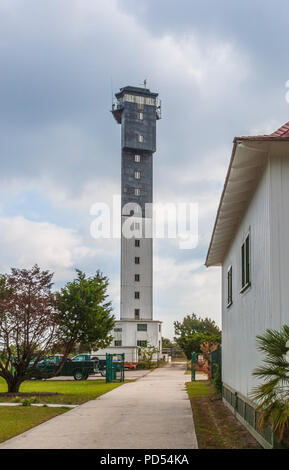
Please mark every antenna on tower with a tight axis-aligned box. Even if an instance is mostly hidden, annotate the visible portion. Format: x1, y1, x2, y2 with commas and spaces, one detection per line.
110, 76, 115, 110
144, 79, 147, 88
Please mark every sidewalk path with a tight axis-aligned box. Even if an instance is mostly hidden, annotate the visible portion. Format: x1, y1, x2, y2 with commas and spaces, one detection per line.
0, 363, 198, 449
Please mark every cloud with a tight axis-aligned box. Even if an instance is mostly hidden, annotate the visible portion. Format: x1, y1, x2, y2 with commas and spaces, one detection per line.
154, 254, 221, 337
0, 216, 95, 282
1, 0, 289, 336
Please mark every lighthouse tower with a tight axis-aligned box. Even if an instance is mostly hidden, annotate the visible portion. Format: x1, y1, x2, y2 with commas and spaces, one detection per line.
110, 85, 162, 362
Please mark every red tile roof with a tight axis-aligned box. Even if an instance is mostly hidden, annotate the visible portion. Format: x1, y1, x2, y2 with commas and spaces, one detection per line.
270, 121, 289, 137
234, 120, 289, 142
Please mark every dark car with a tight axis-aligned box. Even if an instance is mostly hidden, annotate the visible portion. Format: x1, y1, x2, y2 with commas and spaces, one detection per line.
72, 354, 106, 377
30, 354, 97, 380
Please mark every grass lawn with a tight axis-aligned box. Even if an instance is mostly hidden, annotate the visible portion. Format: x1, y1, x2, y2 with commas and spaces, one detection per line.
186, 381, 261, 449
0, 377, 126, 405
0, 406, 68, 444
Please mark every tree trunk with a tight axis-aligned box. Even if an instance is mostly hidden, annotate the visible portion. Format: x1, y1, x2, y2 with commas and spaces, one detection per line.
7, 377, 23, 393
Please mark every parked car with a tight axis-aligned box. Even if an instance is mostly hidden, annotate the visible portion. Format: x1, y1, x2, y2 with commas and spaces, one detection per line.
29, 354, 97, 380
72, 354, 106, 377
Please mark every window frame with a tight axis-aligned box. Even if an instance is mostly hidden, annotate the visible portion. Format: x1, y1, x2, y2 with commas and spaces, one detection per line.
134, 154, 141, 163
114, 340, 122, 347
137, 324, 147, 332
227, 265, 233, 308
134, 188, 140, 196
240, 230, 251, 293
135, 257, 140, 264
134, 309, 140, 320
135, 274, 140, 282
135, 291, 140, 299
134, 170, 141, 180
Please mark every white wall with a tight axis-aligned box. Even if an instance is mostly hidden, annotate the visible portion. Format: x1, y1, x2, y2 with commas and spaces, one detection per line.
269, 144, 289, 328
222, 146, 289, 399
92, 347, 138, 363
222, 161, 271, 397
121, 216, 153, 320
113, 320, 162, 351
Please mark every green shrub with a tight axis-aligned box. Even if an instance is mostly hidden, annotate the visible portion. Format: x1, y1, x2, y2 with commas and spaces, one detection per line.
136, 361, 149, 370
212, 363, 222, 393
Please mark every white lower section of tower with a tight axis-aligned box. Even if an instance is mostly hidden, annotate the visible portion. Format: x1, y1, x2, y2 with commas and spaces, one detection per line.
120, 216, 152, 321
94, 216, 162, 362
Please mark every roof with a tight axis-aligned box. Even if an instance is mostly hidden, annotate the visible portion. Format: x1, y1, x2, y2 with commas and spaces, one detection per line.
205, 121, 289, 267
115, 85, 158, 99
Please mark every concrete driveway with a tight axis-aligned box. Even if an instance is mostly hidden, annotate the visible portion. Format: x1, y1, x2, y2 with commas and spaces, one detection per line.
47, 369, 150, 381
0, 363, 197, 449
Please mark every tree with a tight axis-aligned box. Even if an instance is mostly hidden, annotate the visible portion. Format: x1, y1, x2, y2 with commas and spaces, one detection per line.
0, 265, 59, 392
174, 313, 221, 359
55, 269, 115, 353
162, 337, 175, 349
138, 343, 158, 369
251, 325, 289, 443
0, 266, 115, 393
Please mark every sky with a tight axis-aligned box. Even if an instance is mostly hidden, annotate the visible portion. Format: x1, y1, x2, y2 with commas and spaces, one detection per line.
1, 0, 289, 338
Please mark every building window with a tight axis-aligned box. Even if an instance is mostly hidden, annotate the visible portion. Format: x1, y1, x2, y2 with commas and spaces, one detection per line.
135, 239, 140, 247
137, 340, 147, 347
159, 324, 161, 333
135, 309, 140, 320
114, 340, 122, 347
114, 327, 122, 332
135, 291, 140, 299
138, 112, 143, 120
241, 233, 250, 292
135, 274, 140, 282
135, 154, 141, 162
137, 324, 147, 331
138, 135, 144, 143
135, 188, 140, 196
132, 222, 140, 231
135, 171, 140, 179
227, 266, 233, 307
135, 257, 140, 264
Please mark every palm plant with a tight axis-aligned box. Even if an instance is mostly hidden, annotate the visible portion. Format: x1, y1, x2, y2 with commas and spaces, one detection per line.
251, 325, 289, 443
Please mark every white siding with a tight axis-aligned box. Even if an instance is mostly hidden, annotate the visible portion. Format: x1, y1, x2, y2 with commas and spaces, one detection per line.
121, 217, 153, 320
222, 146, 289, 399
222, 162, 271, 397
269, 145, 289, 328
112, 320, 162, 352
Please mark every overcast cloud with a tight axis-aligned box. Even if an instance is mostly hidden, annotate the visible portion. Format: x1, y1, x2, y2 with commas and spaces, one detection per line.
1, 0, 289, 337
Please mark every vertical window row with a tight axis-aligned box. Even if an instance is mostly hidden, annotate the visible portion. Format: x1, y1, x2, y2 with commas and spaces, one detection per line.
227, 231, 251, 309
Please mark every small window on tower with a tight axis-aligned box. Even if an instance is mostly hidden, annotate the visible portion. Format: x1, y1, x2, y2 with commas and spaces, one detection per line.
135, 188, 140, 196
135, 309, 140, 320
135, 291, 140, 299
137, 340, 147, 347
135, 274, 140, 282
114, 340, 122, 347
138, 112, 144, 120
135, 171, 140, 179
135, 257, 140, 264
138, 135, 144, 143
135, 240, 140, 247
135, 154, 141, 162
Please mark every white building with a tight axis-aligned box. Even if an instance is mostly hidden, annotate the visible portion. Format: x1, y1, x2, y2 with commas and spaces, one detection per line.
206, 121, 289, 448
95, 86, 162, 363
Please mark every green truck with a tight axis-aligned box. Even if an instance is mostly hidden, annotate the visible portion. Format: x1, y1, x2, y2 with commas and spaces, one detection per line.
30, 354, 98, 380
